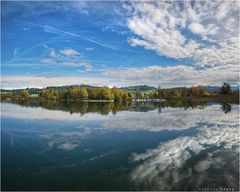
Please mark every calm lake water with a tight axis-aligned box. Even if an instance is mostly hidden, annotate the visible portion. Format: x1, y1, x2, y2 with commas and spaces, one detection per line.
1, 100, 239, 191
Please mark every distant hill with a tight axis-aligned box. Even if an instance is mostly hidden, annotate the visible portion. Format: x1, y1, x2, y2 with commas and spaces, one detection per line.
206, 86, 239, 93
121, 85, 156, 92
205, 86, 221, 93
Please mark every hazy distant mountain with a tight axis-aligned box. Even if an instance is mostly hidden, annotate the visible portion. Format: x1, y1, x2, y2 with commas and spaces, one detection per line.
205, 86, 221, 93
206, 86, 240, 93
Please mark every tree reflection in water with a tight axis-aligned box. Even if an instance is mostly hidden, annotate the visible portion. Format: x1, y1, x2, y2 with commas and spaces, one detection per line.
221, 102, 232, 114
4, 99, 218, 116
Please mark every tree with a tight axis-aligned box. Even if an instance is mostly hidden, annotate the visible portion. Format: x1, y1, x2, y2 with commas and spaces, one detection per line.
198, 85, 206, 96
171, 90, 180, 97
112, 88, 122, 101
221, 82, 231, 94
70, 87, 81, 100
88, 88, 98, 99
79, 87, 88, 100
40, 89, 59, 100
20, 90, 30, 98
180, 87, 188, 97
157, 86, 161, 98
99, 87, 114, 100
122, 91, 129, 101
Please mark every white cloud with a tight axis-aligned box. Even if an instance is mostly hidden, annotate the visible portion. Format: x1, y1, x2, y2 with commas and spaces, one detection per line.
188, 23, 205, 34
1, 75, 126, 89
46, 47, 57, 58
41, 58, 55, 64
85, 47, 94, 51
2, 62, 239, 89
103, 64, 239, 87
59, 48, 81, 58
41, 47, 93, 72
126, 1, 239, 67
61, 62, 92, 69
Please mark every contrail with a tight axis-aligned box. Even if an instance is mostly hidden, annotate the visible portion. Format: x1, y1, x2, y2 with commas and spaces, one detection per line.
15, 20, 116, 50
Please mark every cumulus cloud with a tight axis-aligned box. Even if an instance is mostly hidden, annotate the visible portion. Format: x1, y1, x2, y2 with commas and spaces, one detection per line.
1, 75, 126, 89
2, 62, 239, 88
103, 64, 239, 87
126, 1, 239, 67
45, 47, 82, 59
188, 23, 205, 34
59, 48, 81, 58
40, 46, 93, 72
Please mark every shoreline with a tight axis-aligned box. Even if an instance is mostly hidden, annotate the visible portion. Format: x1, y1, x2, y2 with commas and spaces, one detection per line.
1, 94, 239, 104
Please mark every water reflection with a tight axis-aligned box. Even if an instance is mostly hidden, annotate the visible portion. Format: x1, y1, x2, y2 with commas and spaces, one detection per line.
2, 99, 213, 115
221, 102, 232, 114
130, 126, 239, 190
1, 100, 239, 191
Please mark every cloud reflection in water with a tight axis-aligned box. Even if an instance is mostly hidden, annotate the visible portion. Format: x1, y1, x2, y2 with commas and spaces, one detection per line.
130, 125, 239, 190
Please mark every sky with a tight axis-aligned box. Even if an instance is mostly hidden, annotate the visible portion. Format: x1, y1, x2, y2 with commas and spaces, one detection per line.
1, 1, 239, 89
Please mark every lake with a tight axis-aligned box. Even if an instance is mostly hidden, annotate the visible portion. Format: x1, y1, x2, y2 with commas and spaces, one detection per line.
1, 100, 239, 191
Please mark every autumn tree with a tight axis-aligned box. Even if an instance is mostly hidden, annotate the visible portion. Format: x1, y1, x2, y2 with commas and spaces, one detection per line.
88, 88, 98, 99
198, 85, 206, 96
79, 87, 88, 100
111, 88, 122, 101
99, 87, 114, 100
70, 87, 81, 100
20, 90, 30, 98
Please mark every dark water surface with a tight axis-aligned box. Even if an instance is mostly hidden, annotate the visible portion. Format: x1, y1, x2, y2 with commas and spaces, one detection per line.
1, 100, 239, 191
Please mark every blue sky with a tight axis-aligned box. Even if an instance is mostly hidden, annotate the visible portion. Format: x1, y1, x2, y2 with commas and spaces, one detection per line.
1, 1, 239, 88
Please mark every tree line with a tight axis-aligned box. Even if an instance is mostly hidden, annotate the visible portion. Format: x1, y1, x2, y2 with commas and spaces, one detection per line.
39, 86, 133, 101
0, 82, 237, 101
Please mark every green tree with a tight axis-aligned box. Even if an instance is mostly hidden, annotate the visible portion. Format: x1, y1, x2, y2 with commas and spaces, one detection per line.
180, 87, 188, 97
88, 88, 98, 99
112, 88, 122, 101
20, 90, 30, 98
198, 85, 206, 96
79, 87, 88, 100
70, 87, 80, 100
157, 86, 161, 98
171, 90, 180, 97
99, 87, 114, 100
221, 82, 231, 94
122, 91, 129, 101
40, 89, 59, 100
